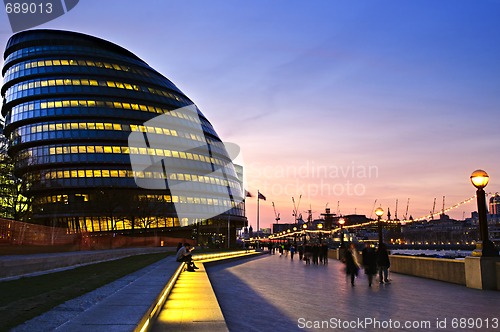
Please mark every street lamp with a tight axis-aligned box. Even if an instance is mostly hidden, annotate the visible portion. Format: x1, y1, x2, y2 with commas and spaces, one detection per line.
317, 223, 323, 244
338, 218, 345, 248
470, 170, 498, 257
293, 226, 297, 246
302, 223, 307, 244
375, 207, 384, 245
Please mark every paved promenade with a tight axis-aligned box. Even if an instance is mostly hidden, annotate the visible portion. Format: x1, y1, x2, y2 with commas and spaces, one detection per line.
10, 250, 257, 332
208, 254, 500, 332
152, 262, 228, 332
8, 251, 500, 332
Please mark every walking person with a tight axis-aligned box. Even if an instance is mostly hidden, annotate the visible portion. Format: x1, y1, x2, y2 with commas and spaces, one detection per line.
362, 243, 378, 287
377, 243, 391, 284
304, 244, 312, 264
312, 244, 319, 265
290, 245, 295, 260
321, 243, 328, 265
344, 243, 360, 286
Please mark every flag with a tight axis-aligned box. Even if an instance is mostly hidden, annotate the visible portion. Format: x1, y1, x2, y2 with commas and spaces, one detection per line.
258, 192, 266, 201
245, 190, 253, 198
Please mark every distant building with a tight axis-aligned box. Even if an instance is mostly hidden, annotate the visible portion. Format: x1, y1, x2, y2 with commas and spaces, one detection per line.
490, 193, 500, 216
273, 223, 297, 234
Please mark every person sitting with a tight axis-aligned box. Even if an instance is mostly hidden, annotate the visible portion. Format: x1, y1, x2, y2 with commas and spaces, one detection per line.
176, 243, 198, 271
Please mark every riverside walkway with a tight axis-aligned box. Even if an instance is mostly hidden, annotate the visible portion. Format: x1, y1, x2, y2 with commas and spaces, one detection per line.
8, 251, 500, 332
206, 254, 500, 332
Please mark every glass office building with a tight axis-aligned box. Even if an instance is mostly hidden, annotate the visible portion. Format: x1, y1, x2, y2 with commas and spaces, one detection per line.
1, 30, 245, 234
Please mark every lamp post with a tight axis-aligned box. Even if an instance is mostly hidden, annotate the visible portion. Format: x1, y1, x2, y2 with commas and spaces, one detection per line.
317, 223, 323, 244
302, 223, 308, 244
293, 226, 297, 246
338, 218, 345, 248
375, 207, 384, 246
470, 170, 498, 257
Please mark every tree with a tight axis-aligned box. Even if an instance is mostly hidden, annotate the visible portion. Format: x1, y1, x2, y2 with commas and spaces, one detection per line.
0, 128, 32, 221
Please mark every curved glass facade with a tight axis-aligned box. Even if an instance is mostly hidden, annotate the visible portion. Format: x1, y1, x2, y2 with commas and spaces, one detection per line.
1, 30, 245, 234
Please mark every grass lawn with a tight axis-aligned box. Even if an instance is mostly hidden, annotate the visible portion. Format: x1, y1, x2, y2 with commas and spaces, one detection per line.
0, 252, 169, 331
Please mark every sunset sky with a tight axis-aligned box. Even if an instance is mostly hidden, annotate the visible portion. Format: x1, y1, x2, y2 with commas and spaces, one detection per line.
1, 0, 500, 230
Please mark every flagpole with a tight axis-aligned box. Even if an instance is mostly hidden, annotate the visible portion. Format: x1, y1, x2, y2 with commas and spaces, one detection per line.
257, 190, 260, 249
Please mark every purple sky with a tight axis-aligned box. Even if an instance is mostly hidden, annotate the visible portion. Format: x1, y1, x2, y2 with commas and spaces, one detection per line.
1, 0, 500, 229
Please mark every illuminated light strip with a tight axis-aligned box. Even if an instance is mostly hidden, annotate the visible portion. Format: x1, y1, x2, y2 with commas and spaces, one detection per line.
136, 250, 258, 331
268, 195, 480, 238
138, 318, 149, 332
136, 261, 185, 332
192, 250, 256, 262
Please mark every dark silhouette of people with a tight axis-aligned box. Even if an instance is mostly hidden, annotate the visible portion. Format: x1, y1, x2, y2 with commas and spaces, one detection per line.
304, 244, 312, 264
344, 243, 360, 286
298, 244, 304, 261
321, 244, 328, 264
362, 243, 378, 287
377, 243, 391, 284
290, 245, 295, 260
176, 243, 198, 272
312, 244, 320, 264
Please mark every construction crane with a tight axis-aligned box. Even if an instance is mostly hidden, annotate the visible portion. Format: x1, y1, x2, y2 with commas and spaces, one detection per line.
369, 199, 377, 219
404, 198, 410, 220
441, 196, 445, 216
431, 197, 436, 220
272, 202, 280, 224
292, 195, 302, 222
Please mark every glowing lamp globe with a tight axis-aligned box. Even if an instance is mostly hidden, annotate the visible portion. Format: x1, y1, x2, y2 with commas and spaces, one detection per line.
375, 207, 384, 218
470, 170, 489, 189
